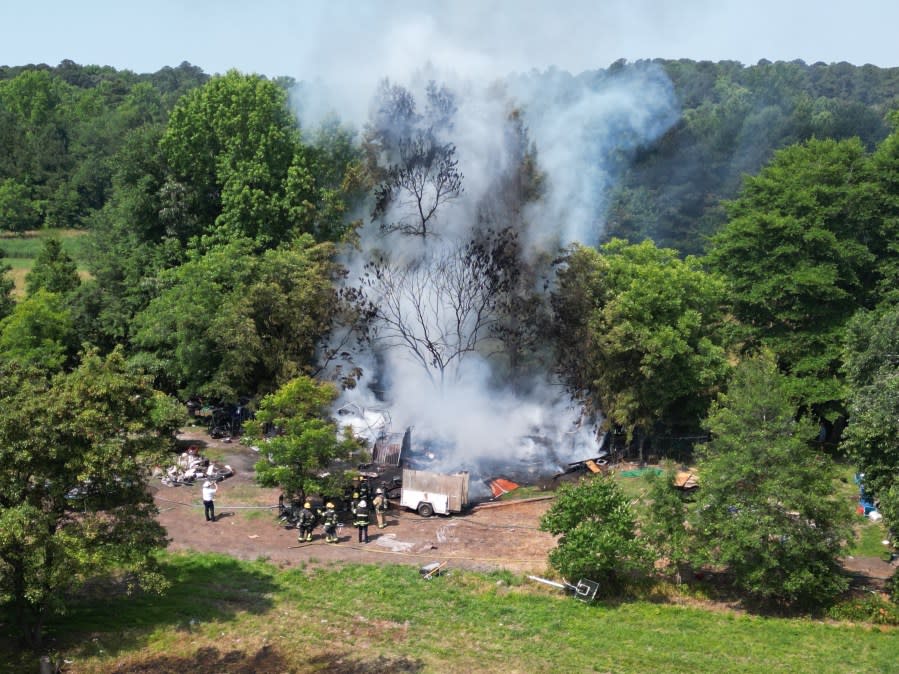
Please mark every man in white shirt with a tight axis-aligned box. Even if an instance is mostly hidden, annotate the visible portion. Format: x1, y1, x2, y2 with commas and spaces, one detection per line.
202, 480, 218, 522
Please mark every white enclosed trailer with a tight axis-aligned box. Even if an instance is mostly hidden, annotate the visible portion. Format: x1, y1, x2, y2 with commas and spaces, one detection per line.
400, 468, 470, 517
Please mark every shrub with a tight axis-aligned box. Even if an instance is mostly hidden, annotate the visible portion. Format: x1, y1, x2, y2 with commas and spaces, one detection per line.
540, 475, 651, 592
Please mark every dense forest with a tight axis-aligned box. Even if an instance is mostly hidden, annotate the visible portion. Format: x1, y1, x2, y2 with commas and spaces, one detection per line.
3, 57, 899, 641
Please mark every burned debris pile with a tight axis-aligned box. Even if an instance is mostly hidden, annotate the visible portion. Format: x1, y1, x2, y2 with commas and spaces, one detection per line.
159, 445, 234, 487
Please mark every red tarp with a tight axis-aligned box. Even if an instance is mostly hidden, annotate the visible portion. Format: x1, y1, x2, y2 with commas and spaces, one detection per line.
487, 478, 520, 498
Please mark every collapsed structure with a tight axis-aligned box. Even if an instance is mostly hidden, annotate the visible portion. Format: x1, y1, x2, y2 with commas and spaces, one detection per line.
159, 445, 233, 487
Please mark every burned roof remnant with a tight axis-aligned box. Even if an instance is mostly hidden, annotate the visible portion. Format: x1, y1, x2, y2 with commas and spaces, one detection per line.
371, 427, 410, 467
673, 470, 699, 491
336, 402, 390, 445
552, 453, 609, 480
486, 477, 520, 499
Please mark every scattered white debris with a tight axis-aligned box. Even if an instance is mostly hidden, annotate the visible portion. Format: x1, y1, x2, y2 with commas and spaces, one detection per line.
373, 533, 415, 552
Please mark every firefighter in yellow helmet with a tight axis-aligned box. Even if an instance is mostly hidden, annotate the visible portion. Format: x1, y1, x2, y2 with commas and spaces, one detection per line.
354, 498, 371, 543
373, 487, 388, 529
322, 501, 339, 542
297, 501, 316, 542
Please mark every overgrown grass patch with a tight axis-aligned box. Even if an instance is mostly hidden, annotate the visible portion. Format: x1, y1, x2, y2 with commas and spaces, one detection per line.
7, 552, 898, 673
849, 517, 891, 558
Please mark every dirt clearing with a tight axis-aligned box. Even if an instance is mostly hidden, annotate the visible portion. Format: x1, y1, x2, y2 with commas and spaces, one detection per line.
152, 429, 557, 573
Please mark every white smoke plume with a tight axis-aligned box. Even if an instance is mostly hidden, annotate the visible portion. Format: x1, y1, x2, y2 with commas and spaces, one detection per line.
293, 13, 680, 483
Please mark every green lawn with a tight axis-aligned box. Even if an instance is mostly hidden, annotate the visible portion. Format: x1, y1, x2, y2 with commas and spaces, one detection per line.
3, 552, 896, 673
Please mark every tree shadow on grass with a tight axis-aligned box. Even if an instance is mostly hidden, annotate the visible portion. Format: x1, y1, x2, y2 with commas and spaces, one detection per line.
99, 648, 425, 674
40, 553, 279, 658
107, 644, 290, 674
305, 653, 425, 673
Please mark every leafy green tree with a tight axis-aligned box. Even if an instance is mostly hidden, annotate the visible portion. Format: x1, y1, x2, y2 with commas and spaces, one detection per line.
841, 305, 899, 498
69, 123, 174, 352
642, 462, 690, 582
130, 237, 256, 397
879, 484, 899, 551
242, 376, 361, 501
131, 235, 341, 399
0, 178, 40, 232
0, 289, 76, 371
0, 350, 174, 647
236, 237, 343, 393
25, 237, 80, 295
865, 114, 899, 304
553, 239, 729, 460
706, 138, 876, 415
0, 248, 14, 320
540, 476, 651, 590
159, 71, 346, 246
691, 354, 853, 607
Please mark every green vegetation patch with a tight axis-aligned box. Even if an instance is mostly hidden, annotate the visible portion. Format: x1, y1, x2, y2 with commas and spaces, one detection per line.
0, 229, 90, 295
5, 552, 896, 674
619, 467, 664, 478
850, 517, 892, 558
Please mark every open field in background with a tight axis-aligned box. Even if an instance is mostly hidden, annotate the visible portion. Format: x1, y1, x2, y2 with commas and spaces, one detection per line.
2, 552, 896, 674
0, 228, 90, 296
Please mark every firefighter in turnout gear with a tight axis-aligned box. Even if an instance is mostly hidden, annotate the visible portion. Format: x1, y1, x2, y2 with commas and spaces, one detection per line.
322, 502, 339, 543
354, 498, 371, 543
358, 478, 372, 502
297, 501, 316, 542
373, 487, 388, 529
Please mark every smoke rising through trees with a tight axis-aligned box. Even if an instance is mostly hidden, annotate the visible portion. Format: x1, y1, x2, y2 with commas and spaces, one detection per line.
294, 57, 680, 478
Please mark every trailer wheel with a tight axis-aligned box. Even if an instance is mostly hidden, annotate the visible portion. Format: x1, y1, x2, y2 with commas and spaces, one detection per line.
417, 502, 434, 518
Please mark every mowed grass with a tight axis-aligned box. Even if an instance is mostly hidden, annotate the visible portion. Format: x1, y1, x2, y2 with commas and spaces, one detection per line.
2, 552, 896, 674
0, 228, 91, 296
850, 517, 892, 558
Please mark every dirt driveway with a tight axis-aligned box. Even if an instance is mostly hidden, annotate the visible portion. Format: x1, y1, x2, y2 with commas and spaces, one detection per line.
151, 429, 558, 574
153, 428, 897, 586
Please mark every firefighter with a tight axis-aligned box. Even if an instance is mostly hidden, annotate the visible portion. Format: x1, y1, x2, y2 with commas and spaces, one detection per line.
322, 502, 339, 543
354, 498, 371, 543
373, 487, 388, 529
358, 478, 372, 501
297, 501, 316, 542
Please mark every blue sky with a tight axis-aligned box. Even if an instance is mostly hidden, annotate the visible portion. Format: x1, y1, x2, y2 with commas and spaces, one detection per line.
3, 1, 898, 79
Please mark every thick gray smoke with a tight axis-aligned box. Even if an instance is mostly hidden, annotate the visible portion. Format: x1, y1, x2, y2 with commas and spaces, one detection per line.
292, 23, 679, 483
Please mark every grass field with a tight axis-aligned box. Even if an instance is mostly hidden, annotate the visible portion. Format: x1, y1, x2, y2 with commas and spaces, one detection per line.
0, 228, 90, 296
2, 552, 896, 673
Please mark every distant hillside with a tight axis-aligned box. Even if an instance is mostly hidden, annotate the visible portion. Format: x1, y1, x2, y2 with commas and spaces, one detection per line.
605, 59, 899, 253
2, 59, 897, 254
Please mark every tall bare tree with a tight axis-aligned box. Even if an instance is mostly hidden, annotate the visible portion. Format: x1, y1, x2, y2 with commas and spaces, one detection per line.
360, 231, 516, 386
366, 80, 463, 240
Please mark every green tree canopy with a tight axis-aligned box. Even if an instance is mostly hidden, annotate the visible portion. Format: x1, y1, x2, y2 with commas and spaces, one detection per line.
131, 235, 342, 399
243, 376, 361, 501
691, 353, 853, 607
159, 71, 351, 246
0, 178, 40, 233
0, 248, 14, 320
0, 289, 76, 371
706, 138, 878, 415
553, 239, 729, 458
841, 305, 899, 498
25, 237, 80, 295
540, 475, 650, 590
0, 350, 177, 646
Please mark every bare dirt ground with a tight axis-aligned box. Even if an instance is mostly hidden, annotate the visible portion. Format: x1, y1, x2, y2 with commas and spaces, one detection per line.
151, 429, 557, 574
152, 428, 898, 585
